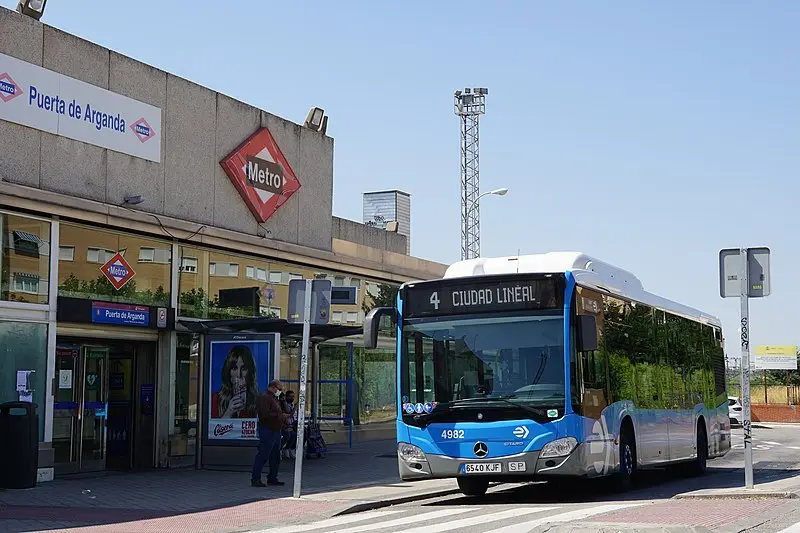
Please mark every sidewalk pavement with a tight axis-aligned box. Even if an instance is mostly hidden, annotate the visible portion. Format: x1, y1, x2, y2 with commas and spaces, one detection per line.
0, 439, 461, 533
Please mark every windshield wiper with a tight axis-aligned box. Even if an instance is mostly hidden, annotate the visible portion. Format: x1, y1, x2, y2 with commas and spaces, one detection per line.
448, 395, 550, 418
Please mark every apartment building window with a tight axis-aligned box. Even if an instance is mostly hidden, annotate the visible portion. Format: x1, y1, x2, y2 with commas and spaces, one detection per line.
180, 257, 198, 273
87, 248, 117, 264
209, 262, 239, 277
59, 246, 75, 261
139, 247, 171, 264
346, 312, 358, 323
288, 273, 302, 281
332, 311, 343, 323
13, 274, 39, 294
247, 266, 267, 282
269, 271, 283, 284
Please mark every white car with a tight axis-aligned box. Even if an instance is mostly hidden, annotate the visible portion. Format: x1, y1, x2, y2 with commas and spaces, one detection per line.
728, 396, 743, 426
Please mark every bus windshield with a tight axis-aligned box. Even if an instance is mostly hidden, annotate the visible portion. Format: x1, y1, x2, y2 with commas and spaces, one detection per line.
401, 313, 565, 413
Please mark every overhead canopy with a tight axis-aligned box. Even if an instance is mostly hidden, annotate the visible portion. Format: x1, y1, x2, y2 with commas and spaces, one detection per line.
178, 317, 363, 343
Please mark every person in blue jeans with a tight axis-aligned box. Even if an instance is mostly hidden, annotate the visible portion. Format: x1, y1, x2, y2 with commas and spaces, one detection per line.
251, 379, 291, 487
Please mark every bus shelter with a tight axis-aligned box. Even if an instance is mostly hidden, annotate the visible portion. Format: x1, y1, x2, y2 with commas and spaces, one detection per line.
179, 317, 362, 468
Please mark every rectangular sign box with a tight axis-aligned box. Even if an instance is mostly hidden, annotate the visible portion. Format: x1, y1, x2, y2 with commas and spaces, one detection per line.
719, 247, 771, 298
0, 52, 162, 162
91, 302, 150, 327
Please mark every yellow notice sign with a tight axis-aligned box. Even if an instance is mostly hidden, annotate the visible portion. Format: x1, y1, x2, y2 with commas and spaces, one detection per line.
754, 345, 798, 370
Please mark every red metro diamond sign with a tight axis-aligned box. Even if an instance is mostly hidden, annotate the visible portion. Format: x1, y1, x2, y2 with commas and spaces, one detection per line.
220, 127, 302, 223
100, 253, 136, 290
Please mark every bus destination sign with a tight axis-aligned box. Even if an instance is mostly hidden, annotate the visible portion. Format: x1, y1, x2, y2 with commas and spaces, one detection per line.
403, 276, 563, 318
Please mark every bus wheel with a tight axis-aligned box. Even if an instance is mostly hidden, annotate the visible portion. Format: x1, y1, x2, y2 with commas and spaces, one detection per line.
457, 477, 489, 497
686, 424, 708, 477
614, 426, 637, 491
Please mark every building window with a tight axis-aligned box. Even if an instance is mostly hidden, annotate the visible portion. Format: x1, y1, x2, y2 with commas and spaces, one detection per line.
180, 257, 198, 273
334, 276, 345, 287
139, 247, 171, 264
139, 247, 155, 263
0, 321, 48, 441
13, 274, 40, 294
13, 231, 43, 257
246, 266, 267, 281
59, 246, 75, 261
59, 223, 170, 307
87, 247, 117, 264
346, 312, 358, 323
210, 262, 239, 277
1, 212, 51, 305
288, 273, 302, 281
332, 311, 343, 323
269, 271, 283, 284
172, 334, 200, 459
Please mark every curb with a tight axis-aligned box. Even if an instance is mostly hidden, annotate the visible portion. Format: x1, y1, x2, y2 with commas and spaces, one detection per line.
334, 487, 463, 515
673, 490, 798, 500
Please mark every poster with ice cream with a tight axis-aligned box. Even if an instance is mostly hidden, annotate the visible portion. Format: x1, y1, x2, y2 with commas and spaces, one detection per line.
207, 338, 272, 440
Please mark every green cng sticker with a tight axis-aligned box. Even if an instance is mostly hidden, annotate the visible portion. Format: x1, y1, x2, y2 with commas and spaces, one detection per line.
86, 372, 99, 391
547, 409, 559, 418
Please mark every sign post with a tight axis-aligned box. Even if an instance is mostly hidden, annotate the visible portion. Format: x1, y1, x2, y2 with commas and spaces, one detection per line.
719, 246, 771, 490
292, 279, 313, 499
288, 279, 331, 499
738, 247, 754, 490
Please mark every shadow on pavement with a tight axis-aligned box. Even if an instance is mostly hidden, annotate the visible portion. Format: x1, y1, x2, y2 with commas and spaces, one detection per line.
423, 463, 800, 507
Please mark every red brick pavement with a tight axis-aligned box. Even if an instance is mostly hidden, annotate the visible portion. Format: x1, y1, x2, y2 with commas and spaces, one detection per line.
588, 499, 787, 529
9, 499, 340, 533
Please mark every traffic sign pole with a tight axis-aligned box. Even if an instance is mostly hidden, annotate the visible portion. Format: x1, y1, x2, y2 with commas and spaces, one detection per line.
292, 279, 313, 498
739, 247, 754, 489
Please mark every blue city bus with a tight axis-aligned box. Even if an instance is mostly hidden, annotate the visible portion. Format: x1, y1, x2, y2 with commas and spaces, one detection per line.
364, 252, 730, 496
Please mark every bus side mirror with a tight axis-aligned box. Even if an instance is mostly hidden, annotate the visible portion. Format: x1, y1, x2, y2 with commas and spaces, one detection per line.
364, 307, 394, 349
577, 314, 598, 352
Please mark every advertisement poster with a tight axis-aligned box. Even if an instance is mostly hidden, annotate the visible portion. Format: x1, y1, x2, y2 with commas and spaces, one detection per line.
207, 337, 272, 441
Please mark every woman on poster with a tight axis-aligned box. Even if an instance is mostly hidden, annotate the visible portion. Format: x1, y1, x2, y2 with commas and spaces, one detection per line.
211, 344, 260, 419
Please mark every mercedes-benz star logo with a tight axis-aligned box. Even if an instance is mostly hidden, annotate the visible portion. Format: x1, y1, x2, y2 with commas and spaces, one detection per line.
473, 441, 488, 458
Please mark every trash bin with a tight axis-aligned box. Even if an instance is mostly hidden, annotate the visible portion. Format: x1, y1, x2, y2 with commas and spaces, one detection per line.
0, 401, 39, 489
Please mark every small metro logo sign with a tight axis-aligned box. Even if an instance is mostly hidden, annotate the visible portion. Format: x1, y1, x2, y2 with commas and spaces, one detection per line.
219, 127, 301, 223
100, 252, 136, 290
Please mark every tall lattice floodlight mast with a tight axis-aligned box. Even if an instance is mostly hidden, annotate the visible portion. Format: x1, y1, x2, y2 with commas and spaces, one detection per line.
455, 88, 487, 260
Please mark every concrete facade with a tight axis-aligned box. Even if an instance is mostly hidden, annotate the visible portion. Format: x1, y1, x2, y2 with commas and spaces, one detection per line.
0, 6, 447, 482
0, 7, 339, 253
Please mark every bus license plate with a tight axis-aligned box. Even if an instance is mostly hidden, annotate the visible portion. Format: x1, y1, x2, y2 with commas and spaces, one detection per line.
462, 463, 502, 473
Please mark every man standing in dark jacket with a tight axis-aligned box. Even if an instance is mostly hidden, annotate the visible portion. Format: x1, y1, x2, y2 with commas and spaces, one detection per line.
251, 379, 291, 487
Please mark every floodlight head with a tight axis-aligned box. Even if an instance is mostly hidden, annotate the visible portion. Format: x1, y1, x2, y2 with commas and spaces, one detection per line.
17, 0, 46, 20
304, 107, 325, 130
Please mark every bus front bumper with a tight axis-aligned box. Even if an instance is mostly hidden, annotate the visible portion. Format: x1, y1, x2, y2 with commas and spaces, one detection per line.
398, 441, 619, 481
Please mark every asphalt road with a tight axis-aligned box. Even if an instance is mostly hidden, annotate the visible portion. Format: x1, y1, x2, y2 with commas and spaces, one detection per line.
252, 424, 800, 533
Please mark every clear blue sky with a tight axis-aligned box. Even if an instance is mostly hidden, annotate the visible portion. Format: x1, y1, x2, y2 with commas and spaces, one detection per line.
8, 1, 799, 358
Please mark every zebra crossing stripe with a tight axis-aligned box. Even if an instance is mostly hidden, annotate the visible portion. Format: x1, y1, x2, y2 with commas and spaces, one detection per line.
483, 503, 645, 533
400, 507, 561, 533
251, 507, 469, 533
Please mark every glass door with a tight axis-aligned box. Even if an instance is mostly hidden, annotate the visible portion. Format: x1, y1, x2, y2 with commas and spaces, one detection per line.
53, 345, 81, 473
53, 344, 109, 473
80, 346, 109, 471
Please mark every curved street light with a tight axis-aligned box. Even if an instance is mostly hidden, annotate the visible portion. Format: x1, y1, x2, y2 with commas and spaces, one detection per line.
468, 187, 509, 214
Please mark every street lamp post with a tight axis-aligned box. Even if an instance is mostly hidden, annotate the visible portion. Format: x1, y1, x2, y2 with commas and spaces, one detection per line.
463, 187, 508, 260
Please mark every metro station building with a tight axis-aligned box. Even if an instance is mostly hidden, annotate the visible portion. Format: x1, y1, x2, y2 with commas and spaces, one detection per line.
0, 7, 445, 481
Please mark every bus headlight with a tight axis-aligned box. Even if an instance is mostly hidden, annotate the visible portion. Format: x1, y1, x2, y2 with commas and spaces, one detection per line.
540, 437, 578, 458
398, 442, 428, 463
